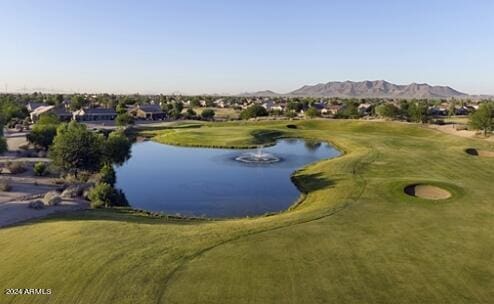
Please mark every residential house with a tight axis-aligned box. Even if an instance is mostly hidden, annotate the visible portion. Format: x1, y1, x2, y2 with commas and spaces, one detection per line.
214, 99, 226, 108
429, 106, 448, 116
129, 104, 166, 120
322, 104, 343, 116
30, 106, 55, 122
73, 108, 117, 121
357, 103, 373, 115
27, 102, 43, 112
30, 105, 72, 122
455, 105, 470, 116
52, 107, 73, 121
262, 100, 283, 111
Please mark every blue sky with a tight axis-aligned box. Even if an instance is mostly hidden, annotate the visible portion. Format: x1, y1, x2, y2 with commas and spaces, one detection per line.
0, 0, 493, 94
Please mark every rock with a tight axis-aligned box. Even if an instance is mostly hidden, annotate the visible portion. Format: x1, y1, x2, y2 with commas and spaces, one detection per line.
61, 185, 81, 198
82, 189, 91, 200
43, 191, 62, 206
61, 183, 93, 198
28, 200, 45, 209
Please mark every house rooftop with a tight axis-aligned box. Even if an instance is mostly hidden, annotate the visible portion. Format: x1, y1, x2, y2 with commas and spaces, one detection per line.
52, 107, 72, 115
27, 102, 44, 111
31, 105, 55, 115
138, 104, 163, 113
82, 108, 117, 115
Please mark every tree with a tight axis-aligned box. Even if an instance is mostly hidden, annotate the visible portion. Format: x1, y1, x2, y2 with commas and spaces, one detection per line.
183, 108, 197, 119
407, 102, 430, 123
99, 164, 116, 186
305, 108, 319, 119
27, 113, 60, 150
169, 102, 184, 119
173, 101, 184, 113
116, 113, 134, 127
116, 102, 127, 114
448, 101, 457, 117
286, 101, 304, 113
376, 103, 400, 119
335, 102, 360, 119
27, 124, 58, 150
55, 94, 64, 105
50, 121, 105, 178
37, 113, 60, 125
190, 99, 201, 108
201, 109, 215, 121
469, 103, 493, 136
0, 96, 28, 125
240, 105, 268, 120
104, 130, 131, 166
69, 95, 87, 111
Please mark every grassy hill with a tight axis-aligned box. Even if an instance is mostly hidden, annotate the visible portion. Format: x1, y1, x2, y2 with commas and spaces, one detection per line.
1, 120, 493, 304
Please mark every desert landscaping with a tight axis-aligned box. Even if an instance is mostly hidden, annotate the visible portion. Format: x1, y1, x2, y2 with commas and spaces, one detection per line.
0, 129, 90, 227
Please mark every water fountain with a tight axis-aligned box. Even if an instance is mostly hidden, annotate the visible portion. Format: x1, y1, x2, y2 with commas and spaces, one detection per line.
235, 145, 280, 164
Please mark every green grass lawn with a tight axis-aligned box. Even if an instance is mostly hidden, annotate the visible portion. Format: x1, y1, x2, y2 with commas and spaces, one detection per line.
192, 107, 240, 120
1, 120, 494, 304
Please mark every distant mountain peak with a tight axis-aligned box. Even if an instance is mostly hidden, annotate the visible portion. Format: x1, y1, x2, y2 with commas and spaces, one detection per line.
239, 90, 280, 97
288, 80, 468, 98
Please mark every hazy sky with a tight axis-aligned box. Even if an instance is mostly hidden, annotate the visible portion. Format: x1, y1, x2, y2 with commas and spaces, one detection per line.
1, 0, 493, 95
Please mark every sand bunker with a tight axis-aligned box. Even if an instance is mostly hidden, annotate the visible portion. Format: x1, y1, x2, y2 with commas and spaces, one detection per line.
465, 148, 494, 157
404, 184, 451, 200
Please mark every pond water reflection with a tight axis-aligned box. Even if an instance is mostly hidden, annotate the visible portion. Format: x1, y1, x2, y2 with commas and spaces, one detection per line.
115, 139, 340, 218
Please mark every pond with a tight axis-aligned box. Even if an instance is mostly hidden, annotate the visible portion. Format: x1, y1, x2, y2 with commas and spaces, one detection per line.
115, 139, 340, 218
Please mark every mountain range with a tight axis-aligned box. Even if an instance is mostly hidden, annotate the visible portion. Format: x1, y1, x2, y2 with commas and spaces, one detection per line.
240, 80, 471, 99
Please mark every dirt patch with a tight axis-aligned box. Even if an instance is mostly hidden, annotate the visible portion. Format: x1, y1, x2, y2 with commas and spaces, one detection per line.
465, 148, 494, 157
0, 199, 89, 228
479, 151, 494, 157
404, 184, 451, 200
428, 124, 494, 142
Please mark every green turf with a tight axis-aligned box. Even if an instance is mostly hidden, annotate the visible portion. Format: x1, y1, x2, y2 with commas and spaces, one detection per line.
1, 120, 494, 304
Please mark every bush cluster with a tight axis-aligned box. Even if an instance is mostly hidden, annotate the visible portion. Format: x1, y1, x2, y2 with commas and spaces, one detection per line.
88, 182, 129, 208
33, 162, 48, 176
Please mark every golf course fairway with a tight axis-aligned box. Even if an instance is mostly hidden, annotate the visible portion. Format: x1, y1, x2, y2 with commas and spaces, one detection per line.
1, 120, 493, 304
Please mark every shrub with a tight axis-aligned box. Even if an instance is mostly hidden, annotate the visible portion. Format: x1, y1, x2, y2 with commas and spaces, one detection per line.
100, 164, 116, 186
240, 105, 268, 120
88, 183, 129, 208
305, 108, 319, 118
33, 162, 48, 176
184, 108, 197, 119
88, 183, 114, 208
201, 109, 216, 121
376, 103, 400, 119
0, 179, 12, 192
